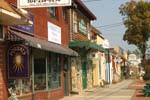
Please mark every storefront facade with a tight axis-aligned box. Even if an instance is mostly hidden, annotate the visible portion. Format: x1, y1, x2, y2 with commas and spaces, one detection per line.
68, 0, 105, 95
90, 27, 106, 87
0, 0, 33, 99
1, 0, 78, 100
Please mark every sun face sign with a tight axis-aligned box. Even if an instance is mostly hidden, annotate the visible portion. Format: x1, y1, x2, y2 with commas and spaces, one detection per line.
13, 53, 24, 72
8, 44, 29, 78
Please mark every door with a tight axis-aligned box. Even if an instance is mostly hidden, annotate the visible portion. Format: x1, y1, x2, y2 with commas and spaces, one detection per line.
64, 57, 68, 96
82, 61, 87, 89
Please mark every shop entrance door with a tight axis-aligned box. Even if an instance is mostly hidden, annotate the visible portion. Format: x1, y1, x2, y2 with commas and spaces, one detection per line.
82, 61, 87, 89
64, 57, 68, 96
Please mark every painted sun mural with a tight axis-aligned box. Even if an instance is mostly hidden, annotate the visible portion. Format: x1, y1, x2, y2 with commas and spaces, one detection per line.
13, 53, 24, 72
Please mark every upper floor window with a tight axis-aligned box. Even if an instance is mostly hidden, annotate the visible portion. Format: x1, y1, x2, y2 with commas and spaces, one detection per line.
73, 11, 77, 33
87, 23, 90, 40
62, 7, 67, 22
0, 25, 4, 40
48, 7, 58, 19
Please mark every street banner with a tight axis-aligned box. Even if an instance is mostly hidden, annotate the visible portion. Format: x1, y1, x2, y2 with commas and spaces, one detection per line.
8, 45, 29, 79
17, 0, 72, 8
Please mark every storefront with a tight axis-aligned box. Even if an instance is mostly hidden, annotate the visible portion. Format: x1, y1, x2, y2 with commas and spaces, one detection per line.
6, 29, 78, 100
69, 41, 105, 93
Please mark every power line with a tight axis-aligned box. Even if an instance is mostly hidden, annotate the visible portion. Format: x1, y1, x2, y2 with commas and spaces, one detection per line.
82, 0, 102, 2
94, 22, 124, 29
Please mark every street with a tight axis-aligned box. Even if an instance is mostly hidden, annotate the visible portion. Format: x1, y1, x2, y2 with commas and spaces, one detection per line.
60, 80, 135, 100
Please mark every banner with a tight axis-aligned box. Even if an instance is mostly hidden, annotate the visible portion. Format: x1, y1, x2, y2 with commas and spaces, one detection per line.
8, 45, 29, 79
17, 0, 72, 8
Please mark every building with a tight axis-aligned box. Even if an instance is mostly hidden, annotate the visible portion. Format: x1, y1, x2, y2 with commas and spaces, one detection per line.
0, 0, 32, 99
2, 0, 78, 100
112, 46, 124, 83
68, 0, 105, 94
90, 26, 106, 87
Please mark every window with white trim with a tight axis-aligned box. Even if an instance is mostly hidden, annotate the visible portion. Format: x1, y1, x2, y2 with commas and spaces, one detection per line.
62, 7, 67, 22
87, 23, 90, 40
73, 11, 77, 33
48, 7, 58, 19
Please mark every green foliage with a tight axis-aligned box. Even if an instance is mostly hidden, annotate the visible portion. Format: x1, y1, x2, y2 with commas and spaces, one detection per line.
119, 0, 150, 59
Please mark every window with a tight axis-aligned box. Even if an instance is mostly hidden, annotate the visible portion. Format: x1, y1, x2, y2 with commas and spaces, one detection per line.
48, 53, 61, 89
87, 23, 90, 39
48, 7, 58, 19
0, 25, 4, 40
8, 78, 32, 96
34, 50, 46, 91
73, 11, 77, 33
62, 7, 67, 22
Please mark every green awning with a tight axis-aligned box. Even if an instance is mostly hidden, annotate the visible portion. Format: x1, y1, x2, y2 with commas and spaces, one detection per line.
69, 41, 106, 52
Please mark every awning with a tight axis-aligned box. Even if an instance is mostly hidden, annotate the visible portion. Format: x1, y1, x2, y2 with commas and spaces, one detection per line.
69, 41, 106, 52
8, 30, 78, 56
0, 0, 32, 25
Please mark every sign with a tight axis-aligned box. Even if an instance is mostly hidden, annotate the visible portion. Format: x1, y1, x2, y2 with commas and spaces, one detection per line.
8, 45, 29, 79
48, 22, 61, 44
78, 19, 87, 35
13, 13, 34, 34
17, 0, 72, 8
128, 54, 137, 61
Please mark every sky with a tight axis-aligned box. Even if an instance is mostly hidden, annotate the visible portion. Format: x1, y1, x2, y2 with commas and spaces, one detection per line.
83, 0, 145, 51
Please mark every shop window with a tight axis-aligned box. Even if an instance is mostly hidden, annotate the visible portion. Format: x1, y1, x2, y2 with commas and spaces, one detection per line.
34, 51, 46, 91
48, 53, 61, 89
34, 59, 46, 90
0, 25, 4, 40
8, 78, 32, 97
73, 11, 77, 33
48, 7, 58, 19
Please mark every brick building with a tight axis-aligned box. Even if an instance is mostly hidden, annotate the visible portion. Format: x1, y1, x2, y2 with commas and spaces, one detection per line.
1, 0, 78, 100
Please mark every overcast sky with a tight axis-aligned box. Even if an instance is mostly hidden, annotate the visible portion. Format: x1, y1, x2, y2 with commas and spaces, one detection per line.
83, 0, 147, 51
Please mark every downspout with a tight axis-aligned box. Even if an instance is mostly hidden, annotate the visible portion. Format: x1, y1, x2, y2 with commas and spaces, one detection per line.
69, 8, 73, 41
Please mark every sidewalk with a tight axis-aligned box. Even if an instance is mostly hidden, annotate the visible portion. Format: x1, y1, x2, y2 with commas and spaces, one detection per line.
129, 79, 150, 100
61, 80, 134, 100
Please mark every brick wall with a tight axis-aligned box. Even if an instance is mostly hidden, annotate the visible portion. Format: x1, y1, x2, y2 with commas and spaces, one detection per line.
0, 43, 8, 100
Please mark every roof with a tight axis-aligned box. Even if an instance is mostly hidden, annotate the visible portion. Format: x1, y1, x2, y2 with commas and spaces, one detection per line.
0, 0, 32, 25
8, 29, 78, 56
91, 25, 102, 35
73, 0, 96, 20
69, 41, 106, 52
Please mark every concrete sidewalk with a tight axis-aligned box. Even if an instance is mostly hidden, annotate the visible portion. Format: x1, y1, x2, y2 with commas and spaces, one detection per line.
60, 80, 134, 100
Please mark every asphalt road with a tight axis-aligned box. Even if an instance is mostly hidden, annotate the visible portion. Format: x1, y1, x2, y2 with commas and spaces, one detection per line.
60, 80, 135, 100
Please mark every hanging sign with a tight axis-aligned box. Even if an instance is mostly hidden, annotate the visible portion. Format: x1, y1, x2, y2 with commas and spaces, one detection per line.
8, 45, 29, 79
17, 0, 72, 8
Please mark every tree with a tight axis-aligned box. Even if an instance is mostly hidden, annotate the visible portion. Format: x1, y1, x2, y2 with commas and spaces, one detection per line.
119, 0, 150, 61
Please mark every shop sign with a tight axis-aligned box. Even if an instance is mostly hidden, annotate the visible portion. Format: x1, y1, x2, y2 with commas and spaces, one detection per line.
48, 22, 61, 44
17, 0, 72, 8
78, 19, 87, 35
8, 45, 29, 79
13, 13, 34, 34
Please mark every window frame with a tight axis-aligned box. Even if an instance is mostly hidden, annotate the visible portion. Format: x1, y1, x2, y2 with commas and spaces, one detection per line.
48, 53, 61, 89
73, 11, 77, 33
0, 25, 4, 41
62, 7, 67, 23
48, 7, 58, 19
